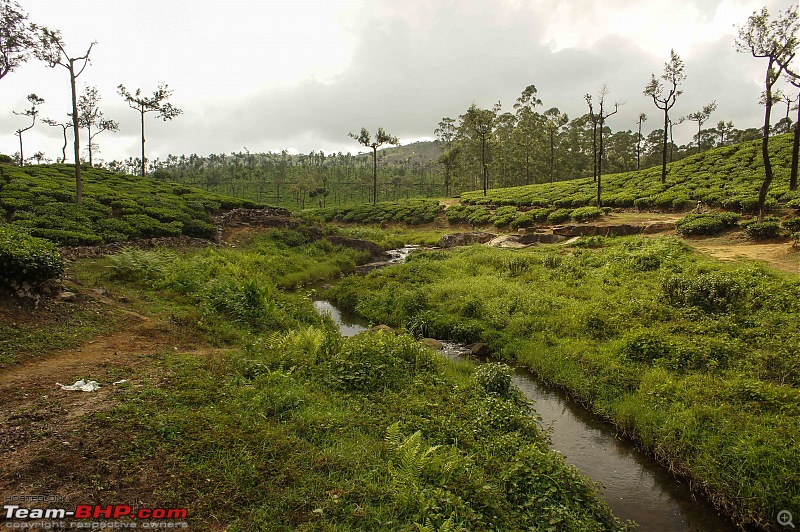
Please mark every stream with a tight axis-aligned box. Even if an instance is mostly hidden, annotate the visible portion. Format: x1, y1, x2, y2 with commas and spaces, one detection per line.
311, 246, 736, 531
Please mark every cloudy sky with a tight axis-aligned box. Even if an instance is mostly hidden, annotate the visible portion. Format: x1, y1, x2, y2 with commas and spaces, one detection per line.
0, 0, 797, 164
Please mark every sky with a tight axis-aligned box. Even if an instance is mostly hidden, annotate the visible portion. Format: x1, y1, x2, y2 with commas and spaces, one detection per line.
0, 0, 797, 165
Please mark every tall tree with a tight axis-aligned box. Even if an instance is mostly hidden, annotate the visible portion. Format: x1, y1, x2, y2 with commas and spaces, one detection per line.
686, 101, 718, 152
584, 94, 599, 181
736, 5, 799, 220
636, 113, 647, 170
118, 83, 182, 177
715, 120, 735, 146
644, 49, 685, 183
594, 85, 622, 208
12, 93, 43, 166
77, 85, 118, 166
513, 85, 543, 185
0, 0, 37, 80
36, 29, 94, 203
42, 116, 70, 163
460, 103, 496, 195
542, 107, 568, 183
348, 127, 399, 205
788, 76, 800, 191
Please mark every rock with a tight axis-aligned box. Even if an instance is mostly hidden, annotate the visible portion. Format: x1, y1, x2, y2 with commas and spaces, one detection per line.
438, 232, 497, 248
467, 342, 491, 356
420, 338, 443, 350
370, 324, 394, 334
57, 291, 78, 302
642, 222, 676, 234
485, 235, 530, 249
327, 236, 383, 257
517, 233, 567, 244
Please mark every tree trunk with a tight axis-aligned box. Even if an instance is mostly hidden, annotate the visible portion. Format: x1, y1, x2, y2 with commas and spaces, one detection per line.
140, 108, 146, 177
87, 124, 93, 166
61, 128, 67, 164
791, 106, 799, 191
758, 61, 775, 222
372, 146, 377, 206
637, 119, 642, 170
597, 117, 604, 207
69, 60, 82, 203
661, 109, 668, 183
18, 133, 23, 167
481, 136, 487, 196
592, 120, 597, 181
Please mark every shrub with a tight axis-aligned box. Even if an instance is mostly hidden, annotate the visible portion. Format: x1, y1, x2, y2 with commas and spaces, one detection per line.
0, 225, 63, 282
547, 208, 572, 224
621, 331, 673, 363
570, 206, 603, 222
744, 221, 780, 240
475, 362, 514, 398
661, 271, 745, 312
674, 212, 739, 236
509, 213, 535, 229
781, 217, 800, 233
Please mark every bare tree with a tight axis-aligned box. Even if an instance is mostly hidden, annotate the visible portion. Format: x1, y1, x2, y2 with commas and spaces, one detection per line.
0, 0, 37, 80
686, 101, 718, 152
12, 93, 43, 167
36, 28, 95, 203
77, 85, 118, 166
644, 49, 685, 183
584, 94, 599, 181
788, 76, 800, 191
636, 113, 647, 170
594, 85, 623, 208
118, 83, 182, 177
42, 116, 70, 163
348, 127, 399, 205
736, 5, 799, 220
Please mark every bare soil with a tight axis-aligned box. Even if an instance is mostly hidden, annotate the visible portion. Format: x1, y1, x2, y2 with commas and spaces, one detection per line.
687, 231, 800, 274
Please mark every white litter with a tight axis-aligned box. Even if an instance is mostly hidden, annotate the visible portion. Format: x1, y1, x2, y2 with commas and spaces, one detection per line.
56, 379, 100, 392
113, 379, 128, 385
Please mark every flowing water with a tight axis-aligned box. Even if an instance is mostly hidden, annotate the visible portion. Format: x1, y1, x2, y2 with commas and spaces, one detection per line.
311, 247, 737, 530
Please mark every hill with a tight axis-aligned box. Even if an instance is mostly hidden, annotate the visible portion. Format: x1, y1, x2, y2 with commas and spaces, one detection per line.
0, 163, 260, 245
461, 133, 799, 212
358, 140, 440, 166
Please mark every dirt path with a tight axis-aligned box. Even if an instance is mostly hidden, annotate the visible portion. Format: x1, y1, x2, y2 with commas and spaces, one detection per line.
686, 233, 800, 274
0, 291, 226, 503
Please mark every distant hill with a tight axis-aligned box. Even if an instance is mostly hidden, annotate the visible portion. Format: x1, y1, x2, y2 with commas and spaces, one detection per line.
358, 140, 440, 166
460, 133, 800, 213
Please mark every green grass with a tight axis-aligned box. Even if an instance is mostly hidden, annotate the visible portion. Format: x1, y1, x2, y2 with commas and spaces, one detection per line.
67, 231, 625, 530
0, 163, 260, 245
306, 199, 444, 226
327, 237, 800, 528
460, 134, 799, 212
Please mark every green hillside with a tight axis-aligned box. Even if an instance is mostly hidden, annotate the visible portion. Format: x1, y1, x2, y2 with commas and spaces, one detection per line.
462, 133, 799, 212
0, 164, 259, 246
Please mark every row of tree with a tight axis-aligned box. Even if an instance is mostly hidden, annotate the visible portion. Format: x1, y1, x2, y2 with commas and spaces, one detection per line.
1, 0, 181, 203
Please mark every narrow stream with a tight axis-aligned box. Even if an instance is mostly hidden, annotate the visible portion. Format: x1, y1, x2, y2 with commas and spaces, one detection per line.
311, 246, 736, 531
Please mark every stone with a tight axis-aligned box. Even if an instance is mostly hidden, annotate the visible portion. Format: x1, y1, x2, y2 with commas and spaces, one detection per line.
552, 224, 644, 237
517, 233, 567, 244
370, 324, 394, 334
327, 236, 383, 257
485, 235, 530, 249
420, 338, 443, 350
57, 291, 78, 302
438, 232, 497, 248
467, 342, 491, 356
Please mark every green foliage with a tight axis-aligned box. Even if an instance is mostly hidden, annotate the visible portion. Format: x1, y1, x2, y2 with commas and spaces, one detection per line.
782, 217, 800, 233
675, 212, 741, 236
743, 220, 781, 240
329, 238, 800, 527
0, 163, 256, 246
310, 199, 442, 225
547, 208, 572, 224
0, 225, 63, 282
570, 206, 604, 222
460, 135, 796, 213
475, 362, 514, 398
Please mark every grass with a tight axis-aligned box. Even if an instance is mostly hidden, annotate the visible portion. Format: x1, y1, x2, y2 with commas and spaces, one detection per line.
326, 236, 800, 529
57, 230, 626, 530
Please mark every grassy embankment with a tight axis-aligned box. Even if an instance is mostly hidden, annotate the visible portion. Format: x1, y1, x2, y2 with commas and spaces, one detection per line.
327, 236, 800, 529
4, 228, 625, 530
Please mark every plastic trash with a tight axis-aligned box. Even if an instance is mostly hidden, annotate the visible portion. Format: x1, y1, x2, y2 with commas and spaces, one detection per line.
56, 379, 100, 392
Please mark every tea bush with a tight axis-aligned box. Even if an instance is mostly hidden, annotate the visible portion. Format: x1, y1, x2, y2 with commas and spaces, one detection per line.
743, 220, 781, 240
0, 224, 63, 282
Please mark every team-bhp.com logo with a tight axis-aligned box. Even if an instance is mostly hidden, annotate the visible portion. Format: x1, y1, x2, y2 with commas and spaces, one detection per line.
3, 503, 188, 528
